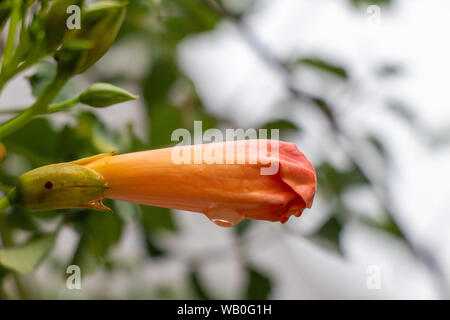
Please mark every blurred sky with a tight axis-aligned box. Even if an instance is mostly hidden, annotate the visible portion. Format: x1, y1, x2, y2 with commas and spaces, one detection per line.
1, 0, 450, 299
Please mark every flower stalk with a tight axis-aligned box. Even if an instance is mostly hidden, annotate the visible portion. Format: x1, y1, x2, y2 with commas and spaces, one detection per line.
1, 0, 22, 71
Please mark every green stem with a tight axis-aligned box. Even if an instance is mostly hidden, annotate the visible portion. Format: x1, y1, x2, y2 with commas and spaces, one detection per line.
0, 108, 26, 115
46, 97, 80, 114
0, 97, 80, 115
2, 0, 22, 71
0, 73, 69, 140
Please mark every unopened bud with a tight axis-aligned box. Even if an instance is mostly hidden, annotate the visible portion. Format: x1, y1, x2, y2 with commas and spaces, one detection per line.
56, 1, 127, 75
79, 83, 138, 108
45, 0, 84, 51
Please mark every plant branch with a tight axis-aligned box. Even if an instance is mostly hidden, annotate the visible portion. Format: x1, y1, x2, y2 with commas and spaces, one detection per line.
0, 97, 80, 115
1, 0, 22, 72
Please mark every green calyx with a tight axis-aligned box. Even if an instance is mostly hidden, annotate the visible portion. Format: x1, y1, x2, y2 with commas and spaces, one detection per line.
9, 163, 110, 212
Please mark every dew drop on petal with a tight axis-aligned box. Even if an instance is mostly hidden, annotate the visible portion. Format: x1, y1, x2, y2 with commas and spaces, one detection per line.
210, 219, 234, 227
204, 208, 244, 228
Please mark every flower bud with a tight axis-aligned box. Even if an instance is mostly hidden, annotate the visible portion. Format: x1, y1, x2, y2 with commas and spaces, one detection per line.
56, 1, 127, 75
79, 83, 138, 108
9, 163, 110, 211
45, 0, 84, 51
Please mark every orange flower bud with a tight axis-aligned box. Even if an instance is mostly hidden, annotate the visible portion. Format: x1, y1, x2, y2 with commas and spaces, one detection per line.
83, 140, 316, 227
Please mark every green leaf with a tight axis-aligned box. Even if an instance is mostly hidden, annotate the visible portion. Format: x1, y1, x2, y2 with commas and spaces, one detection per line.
140, 205, 177, 232
260, 119, 300, 139
361, 216, 403, 239
3, 118, 58, 165
56, 124, 92, 162
176, 0, 220, 31
71, 234, 100, 275
28, 60, 57, 97
149, 105, 183, 148
314, 215, 344, 254
139, 205, 176, 258
368, 135, 386, 158
84, 211, 123, 258
70, 208, 123, 273
143, 233, 166, 258
6, 207, 38, 231
165, 0, 220, 42
28, 60, 81, 102
76, 111, 121, 153
126, 123, 147, 152
297, 57, 348, 80
350, 0, 391, 8
233, 219, 252, 236
142, 58, 178, 108
244, 266, 272, 300
0, 234, 55, 274
316, 162, 369, 195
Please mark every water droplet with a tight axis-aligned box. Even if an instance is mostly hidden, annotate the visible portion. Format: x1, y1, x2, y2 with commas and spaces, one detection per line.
204, 208, 244, 228
211, 219, 234, 227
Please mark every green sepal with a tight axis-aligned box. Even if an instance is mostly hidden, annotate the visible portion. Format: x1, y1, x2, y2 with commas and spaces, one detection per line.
9, 163, 110, 211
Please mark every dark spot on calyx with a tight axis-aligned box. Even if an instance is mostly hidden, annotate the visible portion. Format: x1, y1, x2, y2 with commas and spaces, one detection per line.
45, 181, 53, 189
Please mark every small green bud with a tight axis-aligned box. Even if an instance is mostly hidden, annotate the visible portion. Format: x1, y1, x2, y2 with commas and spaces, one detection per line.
79, 83, 138, 108
9, 163, 110, 211
56, 1, 127, 75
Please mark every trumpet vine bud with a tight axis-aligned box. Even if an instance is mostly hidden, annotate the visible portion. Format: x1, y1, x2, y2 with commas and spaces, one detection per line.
56, 1, 127, 75
45, 0, 84, 51
9, 163, 110, 211
79, 83, 138, 108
